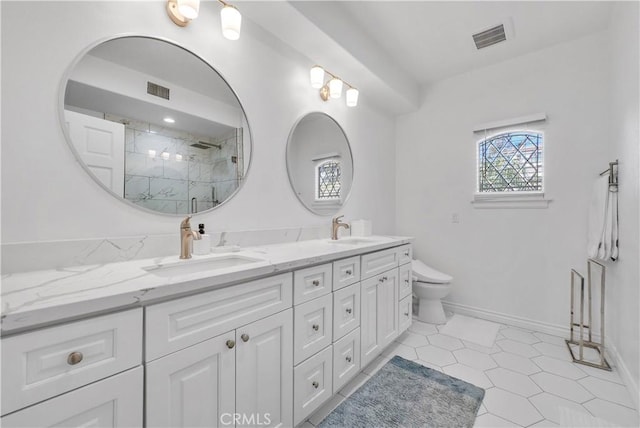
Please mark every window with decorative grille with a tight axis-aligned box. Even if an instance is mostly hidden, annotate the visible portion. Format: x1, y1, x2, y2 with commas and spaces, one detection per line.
477, 131, 543, 193
316, 160, 341, 200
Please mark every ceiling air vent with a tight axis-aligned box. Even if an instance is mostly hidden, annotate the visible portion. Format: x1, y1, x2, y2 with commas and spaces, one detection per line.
147, 82, 170, 100
473, 24, 507, 50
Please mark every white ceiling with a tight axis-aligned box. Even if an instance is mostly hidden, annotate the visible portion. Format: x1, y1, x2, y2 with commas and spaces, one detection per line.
243, 1, 614, 115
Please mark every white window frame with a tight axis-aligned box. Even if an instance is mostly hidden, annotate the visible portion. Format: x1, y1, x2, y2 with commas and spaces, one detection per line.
471, 113, 551, 209
314, 158, 342, 201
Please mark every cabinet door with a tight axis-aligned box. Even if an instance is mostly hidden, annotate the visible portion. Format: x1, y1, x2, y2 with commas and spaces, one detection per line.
236, 309, 293, 428
146, 333, 236, 428
377, 268, 399, 348
360, 276, 380, 368
1, 367, 142, 427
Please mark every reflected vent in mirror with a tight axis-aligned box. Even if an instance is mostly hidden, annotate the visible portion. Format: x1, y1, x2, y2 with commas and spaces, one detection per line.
191, 141, 222, 149
473, 24, 506, 50
147, 81, 170, 100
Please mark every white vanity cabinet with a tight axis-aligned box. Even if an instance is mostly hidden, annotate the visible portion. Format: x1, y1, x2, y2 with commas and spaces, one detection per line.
1, 367, 143, 428
397, 245, 413, 336
146, 309, 293, 428
0, 309, 143, 427
360, 268, 399, 367
145, 274, 294, 428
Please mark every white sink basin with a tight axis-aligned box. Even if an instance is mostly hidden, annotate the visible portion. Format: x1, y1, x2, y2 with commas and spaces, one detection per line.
327, 237, 384, 245
143, 255, 265, 277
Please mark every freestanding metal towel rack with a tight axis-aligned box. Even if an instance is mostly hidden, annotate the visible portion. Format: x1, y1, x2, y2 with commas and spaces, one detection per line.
566, 259, 611, 370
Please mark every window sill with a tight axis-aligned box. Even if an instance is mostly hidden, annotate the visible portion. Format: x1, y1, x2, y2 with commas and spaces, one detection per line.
471, 193, 551, 209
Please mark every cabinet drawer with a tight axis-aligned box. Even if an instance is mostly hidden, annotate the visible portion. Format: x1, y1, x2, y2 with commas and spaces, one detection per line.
399, 263, 412, 301
294, 294, 333, 365
361, 247, 399, 279
293, 345, 333, 426
332, 256, 360, 290
293, 264, 332, 305
146, 273, 293, 361
1, 309, 142, 416
399, 295, 412, 334
397, 244, 412, 266
1, 366, 142, 427
332, 327, 361, 394
333, 283, 360, 341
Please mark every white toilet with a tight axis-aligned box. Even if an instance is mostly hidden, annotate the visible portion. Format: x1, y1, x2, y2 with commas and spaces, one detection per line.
412, 259, 453, 325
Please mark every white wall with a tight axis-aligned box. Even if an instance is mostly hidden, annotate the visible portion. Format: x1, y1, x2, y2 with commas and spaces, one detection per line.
0, 1, 396, 244
396, 31, 611, 330
607, 1, 640, 403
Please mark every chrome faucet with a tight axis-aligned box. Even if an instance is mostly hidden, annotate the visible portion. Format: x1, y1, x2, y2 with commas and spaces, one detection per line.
331, 215, 350, 240
180, 216, 201, 259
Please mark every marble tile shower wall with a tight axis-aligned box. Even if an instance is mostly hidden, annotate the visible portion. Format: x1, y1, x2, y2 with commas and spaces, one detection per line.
122, 120, 240, 215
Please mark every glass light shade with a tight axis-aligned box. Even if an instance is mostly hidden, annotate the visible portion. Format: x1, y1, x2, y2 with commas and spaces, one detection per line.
221, 5, 242, 40
177, 0, 199, 19
346, 87, 359, 107
148, 150, 156, 158
329, 78, 343, 99
310, 66, 325, 89
161, 152, 171, 160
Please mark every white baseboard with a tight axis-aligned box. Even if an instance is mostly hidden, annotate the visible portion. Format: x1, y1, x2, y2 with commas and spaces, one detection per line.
442, 300, 639, 408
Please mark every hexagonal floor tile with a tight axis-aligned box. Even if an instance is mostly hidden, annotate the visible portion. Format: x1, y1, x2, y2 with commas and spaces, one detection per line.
530, 372, 594, 403
529, 392, 592, 424
482, 388, 543, 426
428, 333, 464, 351
493, 352, 541, 375
453, 348, 497, 371
443, 363, 493, 389
531, 355, 587, 380
474, 413, 516, 427
583, 398, 640, 427
533, 342, 572, 361
395, 331, 429, 347
497, 339, 541, 358
382, 341, 418, 360
415, 344, 456, 367
409, 321, 438, 336
533, 332, 567, 346
578, 376, 636, 408
501, 328, 541, 344
462, 340, 502, 354
485, 367, 542, 397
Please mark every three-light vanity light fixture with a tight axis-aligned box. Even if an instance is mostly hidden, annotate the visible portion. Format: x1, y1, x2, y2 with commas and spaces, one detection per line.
310, 65, 359, 107
166, 0, 242, 40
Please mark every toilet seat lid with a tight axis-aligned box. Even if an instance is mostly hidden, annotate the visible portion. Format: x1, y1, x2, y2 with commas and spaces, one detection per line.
412, 259, 452, 284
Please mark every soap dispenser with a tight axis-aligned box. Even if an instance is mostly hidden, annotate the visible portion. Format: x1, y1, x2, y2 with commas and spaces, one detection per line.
192, 223, 211, 255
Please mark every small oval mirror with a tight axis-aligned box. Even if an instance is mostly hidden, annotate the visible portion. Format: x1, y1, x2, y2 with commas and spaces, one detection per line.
61, 36, 251, 215
286, 112, 353, 215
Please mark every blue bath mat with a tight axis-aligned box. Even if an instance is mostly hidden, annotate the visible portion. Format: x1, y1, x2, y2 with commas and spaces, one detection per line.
318, 356, 485, 428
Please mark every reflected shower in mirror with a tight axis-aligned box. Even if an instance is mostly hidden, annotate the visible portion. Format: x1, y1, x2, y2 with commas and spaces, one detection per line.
62, 36, 251, 215
286, 112, 353, 215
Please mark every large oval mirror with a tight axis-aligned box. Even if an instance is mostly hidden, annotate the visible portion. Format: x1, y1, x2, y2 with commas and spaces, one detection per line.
61, 36, 251, 215
286, 112, 353, 215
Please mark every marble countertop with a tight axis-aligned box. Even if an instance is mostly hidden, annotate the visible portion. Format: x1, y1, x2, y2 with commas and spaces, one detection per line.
1, 236, 411, 335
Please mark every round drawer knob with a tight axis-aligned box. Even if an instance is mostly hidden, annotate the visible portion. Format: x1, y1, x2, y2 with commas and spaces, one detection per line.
226, 340, 236, 349
67, 352, 83, 365
241, 334, 250, 342
312, 381, 319, 389
312, 280, 320, 286
405, 279, 409, 283
404, 312, 410, 317
345, 356, 352, 363
312, 324, 320, 331
404, 251, 410, 256
345, 269, 352, 275
345, 308, 352, 314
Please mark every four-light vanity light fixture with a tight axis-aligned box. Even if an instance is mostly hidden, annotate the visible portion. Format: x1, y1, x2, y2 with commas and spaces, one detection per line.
166, 0, 242, 40
310, 65, 359, 107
